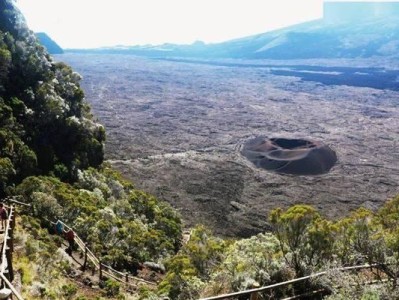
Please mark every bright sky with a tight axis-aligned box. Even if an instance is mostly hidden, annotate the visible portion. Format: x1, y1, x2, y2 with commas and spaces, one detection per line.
15, 0, 325, 49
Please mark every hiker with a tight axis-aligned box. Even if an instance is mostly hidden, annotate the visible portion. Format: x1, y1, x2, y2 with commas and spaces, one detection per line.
0, 203, 8, 230
55, 220, 64, 235
65, 228, 75, 256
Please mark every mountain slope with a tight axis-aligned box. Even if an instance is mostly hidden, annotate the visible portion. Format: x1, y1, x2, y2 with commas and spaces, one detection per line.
136, 15, 399, 59
215, 15, 399, 59
36, 32, 64, 54
68, 2, 399, 60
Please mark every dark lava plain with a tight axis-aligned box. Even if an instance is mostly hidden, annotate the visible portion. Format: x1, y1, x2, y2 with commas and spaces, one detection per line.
56, 54, 399, 237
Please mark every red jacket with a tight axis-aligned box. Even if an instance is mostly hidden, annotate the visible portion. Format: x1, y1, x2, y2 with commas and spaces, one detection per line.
65, 230, 75, 241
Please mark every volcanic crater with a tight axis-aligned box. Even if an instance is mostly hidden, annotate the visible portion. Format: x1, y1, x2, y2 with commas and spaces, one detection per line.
57, 53, 399, 237
241, 137, 337, 175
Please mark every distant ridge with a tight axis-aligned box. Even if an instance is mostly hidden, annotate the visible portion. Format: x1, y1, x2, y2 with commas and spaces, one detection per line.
66, 2, 399, 60
36, 32, 63, 54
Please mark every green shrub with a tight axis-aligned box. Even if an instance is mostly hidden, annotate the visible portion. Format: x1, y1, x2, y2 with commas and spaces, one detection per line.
61, 283, 77, 299
25, 239, 39, 259
18, 257, 33, 285
103, 279, 121, 297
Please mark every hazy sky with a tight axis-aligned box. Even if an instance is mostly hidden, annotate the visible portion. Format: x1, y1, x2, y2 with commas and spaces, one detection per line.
15, 0, 327, 48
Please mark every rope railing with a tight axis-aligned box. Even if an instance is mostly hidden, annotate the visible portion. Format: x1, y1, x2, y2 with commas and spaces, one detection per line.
199, 264, 381, 300
54, 220, 156, 287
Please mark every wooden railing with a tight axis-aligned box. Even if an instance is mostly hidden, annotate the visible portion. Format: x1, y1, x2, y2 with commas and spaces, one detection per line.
0, 205, 24, 300
0, 199, 390, 300
3, 197, 31, 208
199, 264, 380, 300
0, 198, 155, 299
56, 220, 157, 288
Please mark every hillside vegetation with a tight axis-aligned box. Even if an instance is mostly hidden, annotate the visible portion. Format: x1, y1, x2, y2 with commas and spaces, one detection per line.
0, 1, 181, 298
169, 198, 399, 299
0, 0, 104, 194
1, 0, 398, 299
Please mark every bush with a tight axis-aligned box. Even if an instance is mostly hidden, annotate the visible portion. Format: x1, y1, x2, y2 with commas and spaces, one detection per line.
61, 283, 77, 299
18, 257, 33, 285
103, 279, 121, 297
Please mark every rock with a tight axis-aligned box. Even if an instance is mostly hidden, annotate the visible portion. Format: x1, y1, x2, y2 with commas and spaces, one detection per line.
83, 277, 93, 287
143, 262, 166, 274
0, 288, 12, 299
30, 282, 46, 297
230, 201, 246, 211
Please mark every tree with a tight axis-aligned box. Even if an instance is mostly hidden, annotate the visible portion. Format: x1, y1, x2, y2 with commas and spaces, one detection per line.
208, 233, 288, 293
269, 205, 322, 276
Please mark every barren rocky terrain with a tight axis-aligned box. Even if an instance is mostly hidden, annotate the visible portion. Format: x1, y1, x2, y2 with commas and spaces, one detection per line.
56, 54, 399, 237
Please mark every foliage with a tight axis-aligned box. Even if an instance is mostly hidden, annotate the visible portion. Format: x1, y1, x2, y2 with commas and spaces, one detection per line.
0, 1, 184, 299
266, 197, 399, 299
14, 214, 130, 299
18, 257, 34, 285
158, 225, 226, 299
269, 204, 332, 276
103, 279, 121, 297
206, 233, 289, 296
16, 167, 182, 268
4, 1, 399, 300
0, 0, 105, 196
158, 253, 204, 300
61, 283, 78, 299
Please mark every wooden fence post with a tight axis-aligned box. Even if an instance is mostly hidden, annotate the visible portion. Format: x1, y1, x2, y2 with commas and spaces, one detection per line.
10, 208, 15, 230
250, 283, 260, 300
99, 261, 103, 281
5, 209, 15, 282
82, 245, 88, 271
250, 291, 259, 300
8, 226, 14, 253
5, 251, 13, 282
5, 240, 14, 282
